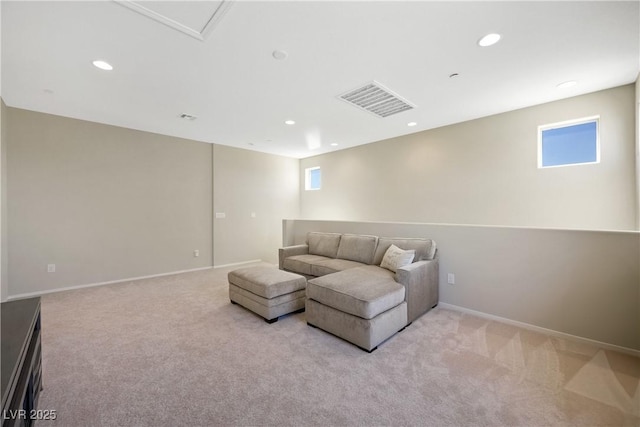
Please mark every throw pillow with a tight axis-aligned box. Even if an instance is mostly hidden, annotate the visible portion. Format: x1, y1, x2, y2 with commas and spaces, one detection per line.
380, 244, 415, 273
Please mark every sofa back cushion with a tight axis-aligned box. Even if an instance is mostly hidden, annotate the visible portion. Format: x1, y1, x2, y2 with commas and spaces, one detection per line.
307, 232, 342, 258
336, 234, 379, 265
373, 238, 436, 265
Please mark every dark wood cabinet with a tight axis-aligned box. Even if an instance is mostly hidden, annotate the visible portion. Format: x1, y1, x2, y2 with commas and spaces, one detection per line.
1, 298, 42, 427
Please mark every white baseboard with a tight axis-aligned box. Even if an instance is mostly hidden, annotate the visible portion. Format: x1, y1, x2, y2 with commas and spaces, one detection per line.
6, 266, 213, 301
7, 260, 270, 301
438, 303, 640, 358
213, 259, 262, 269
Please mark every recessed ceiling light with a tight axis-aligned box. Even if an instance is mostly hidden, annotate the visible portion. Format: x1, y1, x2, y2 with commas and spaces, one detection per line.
478, 33, 501, 47
557, 80, 578, 89
92, 60, 113, 71
330, 143, 339, 146
285, 120, 295, 125
407, 122, 417, 127
272, 50, 288, 60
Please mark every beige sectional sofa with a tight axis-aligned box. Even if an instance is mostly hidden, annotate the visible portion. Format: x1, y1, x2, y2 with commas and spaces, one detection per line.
279, 232, 439, 351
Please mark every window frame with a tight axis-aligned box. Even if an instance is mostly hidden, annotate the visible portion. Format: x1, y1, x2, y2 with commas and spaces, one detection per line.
305, 166, 321, 191
537, 116, 600, 169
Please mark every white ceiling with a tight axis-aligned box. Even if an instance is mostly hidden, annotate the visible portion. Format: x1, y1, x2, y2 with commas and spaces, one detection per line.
2, 1, 638, 159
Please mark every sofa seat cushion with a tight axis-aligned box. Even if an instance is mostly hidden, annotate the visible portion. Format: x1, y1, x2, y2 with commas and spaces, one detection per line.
311, 258, 367, 277
307, 269, 405, 320
283, 254, 331, 276
351, 265, 396, 280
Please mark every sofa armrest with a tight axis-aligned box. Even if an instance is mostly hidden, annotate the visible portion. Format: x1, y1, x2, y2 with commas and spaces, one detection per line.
278, 244, 309, 270
395, 259, 439, 323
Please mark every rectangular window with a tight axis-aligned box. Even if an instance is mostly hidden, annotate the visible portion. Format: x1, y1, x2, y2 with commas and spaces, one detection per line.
538, 116, 599, 168
305, 167, 321, 191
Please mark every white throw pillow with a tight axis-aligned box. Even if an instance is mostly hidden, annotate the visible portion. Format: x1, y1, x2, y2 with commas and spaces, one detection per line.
380, 244, 415, 273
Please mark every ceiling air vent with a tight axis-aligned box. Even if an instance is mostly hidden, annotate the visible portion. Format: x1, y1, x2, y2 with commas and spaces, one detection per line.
338, 81, 416, 118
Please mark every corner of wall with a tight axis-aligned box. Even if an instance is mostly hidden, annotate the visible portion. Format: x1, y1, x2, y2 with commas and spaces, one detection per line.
0, 2, 6, 302
0, 99, 8, 302
635, 75, 640, 230
212, 145, 300, 266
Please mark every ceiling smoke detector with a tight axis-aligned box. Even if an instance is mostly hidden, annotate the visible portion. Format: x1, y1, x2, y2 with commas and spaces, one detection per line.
338, 81, 415, 118
272, 50, 288, 60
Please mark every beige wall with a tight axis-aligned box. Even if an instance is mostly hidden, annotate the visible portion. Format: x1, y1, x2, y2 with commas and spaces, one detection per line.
301, 85, 637, 231
6, 108, 214, 297
0, 3, 4, 303
294, 84, 639, 351
213, 144, 299, 266
3, 107, 301, 298
636, 75, 640, 340
636, 76, 640, 229
283, 219, 640, 352
1, 99, 7, 302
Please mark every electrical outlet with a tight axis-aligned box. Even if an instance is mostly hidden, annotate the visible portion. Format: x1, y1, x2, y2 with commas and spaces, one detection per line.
251, 212, 256, 218
194, 250, 199, 257
47, 264, 56, 273
447, 273, 455, 285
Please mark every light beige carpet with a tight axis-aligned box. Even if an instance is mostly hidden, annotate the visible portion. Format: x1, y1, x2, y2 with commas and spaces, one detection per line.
35, 262, 639, 426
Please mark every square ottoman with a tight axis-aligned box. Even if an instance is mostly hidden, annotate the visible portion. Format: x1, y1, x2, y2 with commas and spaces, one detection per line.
228, 266, 307, 323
